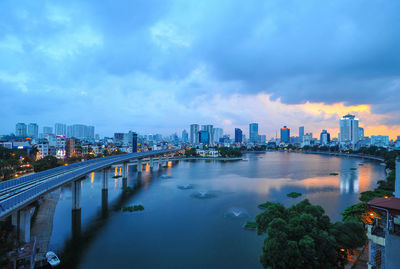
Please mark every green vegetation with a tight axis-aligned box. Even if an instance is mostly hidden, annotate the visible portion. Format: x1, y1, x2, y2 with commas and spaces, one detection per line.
256, 199, 366, 269
218, 147, 242, 157
287, 192, 302, 198
32, 156, 59, 172
244, 221, 257, 229
112, 175, 122, 178
341, 150, 399, 224
122, 204, 144, 212
122, 186, 133, 193
0, 146, 33, 180
350, 168, 357, 170
184, 148, 198, 157
329, 172, 339, 176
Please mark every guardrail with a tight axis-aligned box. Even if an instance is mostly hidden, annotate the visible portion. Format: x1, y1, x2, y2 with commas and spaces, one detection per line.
0, 149, 179, 218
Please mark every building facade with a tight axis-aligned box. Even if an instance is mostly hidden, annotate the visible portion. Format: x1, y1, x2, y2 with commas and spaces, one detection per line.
235, 128, 243, 143
339, 114, 359, 145
280, 126, 290, 143
15, 123, 27, 137
320, 130, 331, 145
190, 124, 200, 145
249, 123, 259, 143
27, 123, 38, 138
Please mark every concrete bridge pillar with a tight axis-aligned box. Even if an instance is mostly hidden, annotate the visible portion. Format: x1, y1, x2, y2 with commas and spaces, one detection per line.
122, 162, 128, 179
149, 157, 154, 170
13, 207, 35, 243
72, 180, 81, 211
102, 169, 108, 190
137, 159, 142, 173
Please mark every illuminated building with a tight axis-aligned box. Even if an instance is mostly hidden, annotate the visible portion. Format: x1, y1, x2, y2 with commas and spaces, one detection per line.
280, 126, 290, 143
339, 114, 359, 145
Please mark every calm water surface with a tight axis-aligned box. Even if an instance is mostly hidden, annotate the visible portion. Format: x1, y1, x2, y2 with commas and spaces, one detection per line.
44, 152, 385, 269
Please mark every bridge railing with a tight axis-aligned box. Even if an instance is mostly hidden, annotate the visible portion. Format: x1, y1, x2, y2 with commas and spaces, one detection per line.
0, 153, 136, 191
0, 149, 179, 217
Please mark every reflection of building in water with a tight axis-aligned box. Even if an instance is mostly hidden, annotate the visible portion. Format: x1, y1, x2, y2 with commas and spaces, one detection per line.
340, 170, 359, 194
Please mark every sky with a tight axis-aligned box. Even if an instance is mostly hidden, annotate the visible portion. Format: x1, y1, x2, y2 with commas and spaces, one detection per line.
1, 0, 400, 139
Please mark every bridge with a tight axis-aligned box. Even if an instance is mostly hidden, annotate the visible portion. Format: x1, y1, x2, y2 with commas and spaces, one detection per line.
0, 149, 180, 244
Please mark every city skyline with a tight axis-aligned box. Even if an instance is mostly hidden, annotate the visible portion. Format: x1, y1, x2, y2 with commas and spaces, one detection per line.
1, 1, 400, 139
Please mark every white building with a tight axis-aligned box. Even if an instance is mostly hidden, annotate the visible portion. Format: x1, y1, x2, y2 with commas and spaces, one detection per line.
339, 114, 359, 145
301, 133, 313, 147
37, 143, 49, 159
370, 135, 389, 148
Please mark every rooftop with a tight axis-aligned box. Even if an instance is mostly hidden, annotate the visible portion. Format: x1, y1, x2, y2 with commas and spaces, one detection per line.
368, 197, 400, 215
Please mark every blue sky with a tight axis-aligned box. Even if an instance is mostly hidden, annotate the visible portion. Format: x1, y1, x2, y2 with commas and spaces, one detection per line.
1, 0, 400, 138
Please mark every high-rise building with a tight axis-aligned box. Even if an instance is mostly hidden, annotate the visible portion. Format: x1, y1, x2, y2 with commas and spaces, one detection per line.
202, 125, 214, 145
43, 126, 53, 135
299, 126, 305, 140
320, 130, 331, 145
370, 136, 389, 148
199, 130, 210, 145
358, 127, 364, 141
182, 130, 189, 143
87, 126, 95, 139
15, 123, 27, 137
280, 126, 290, 143
27, 123, 38, 138
132, 132, 138, 152
339, 114, 359, 145
190, 124, 200, 145
55, 123, 67, 136
249, 123, 259, 143
235, 128, 243, 143
114, 133, 124, 145
213, 128, 223, 143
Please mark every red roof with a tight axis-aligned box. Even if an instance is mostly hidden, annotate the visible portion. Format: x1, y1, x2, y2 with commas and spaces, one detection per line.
368, 197, 400, 215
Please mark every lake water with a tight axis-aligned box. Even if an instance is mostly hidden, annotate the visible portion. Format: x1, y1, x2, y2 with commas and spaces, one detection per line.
44, 152, 385, 269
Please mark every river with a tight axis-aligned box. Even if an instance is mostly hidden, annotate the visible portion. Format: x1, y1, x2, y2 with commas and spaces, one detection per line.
41, 152, 385, 268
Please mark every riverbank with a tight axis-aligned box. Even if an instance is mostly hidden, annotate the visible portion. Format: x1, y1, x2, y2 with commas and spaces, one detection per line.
277, 150, 385, 162
179, 157, 243, 161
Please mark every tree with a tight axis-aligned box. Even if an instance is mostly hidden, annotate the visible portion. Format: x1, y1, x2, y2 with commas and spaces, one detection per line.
256, 199, 366, 269
32, 156, 59, 172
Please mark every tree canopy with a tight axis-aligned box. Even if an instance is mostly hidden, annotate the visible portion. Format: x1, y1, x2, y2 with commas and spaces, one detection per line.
256, 199, 366, 269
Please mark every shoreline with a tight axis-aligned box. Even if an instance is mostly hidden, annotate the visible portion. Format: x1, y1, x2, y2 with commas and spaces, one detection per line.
280, 150, 385, 162
179, 157, 243, 161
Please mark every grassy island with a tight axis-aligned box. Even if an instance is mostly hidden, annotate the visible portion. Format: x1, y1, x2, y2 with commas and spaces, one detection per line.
350, 168, 357, 170
244, 221, 257, 230
112, 175, 122, 178
329, 172, 339, 175
122, 205, 144, 212
122, 186, 133, 193
287, 192, 302, 198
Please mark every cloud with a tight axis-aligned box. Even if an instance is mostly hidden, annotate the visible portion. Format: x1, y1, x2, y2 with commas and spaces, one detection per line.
0, 0, 399, 138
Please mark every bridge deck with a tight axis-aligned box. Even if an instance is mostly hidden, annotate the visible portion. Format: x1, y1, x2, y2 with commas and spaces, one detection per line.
0, 149, 178, 219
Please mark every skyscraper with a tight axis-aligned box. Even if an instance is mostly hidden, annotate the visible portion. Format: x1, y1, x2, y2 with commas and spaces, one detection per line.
320, 130, 331, 145
55, 123, 67, 136
339, 114, 359, 145
190, 124, 200, 145
235, 128, 243, 143
132, 132, 138, 152
43, 126, 53, 135
280, 126, 290, 143
202, 125, 214, 145
299, 126, 304, 140
213, 128, 223, 143
249, 123, 258, 143
182, 130, 189, 143
199, 130, 209, 145
27, 123, 38, 138
15, 123, 27, 137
